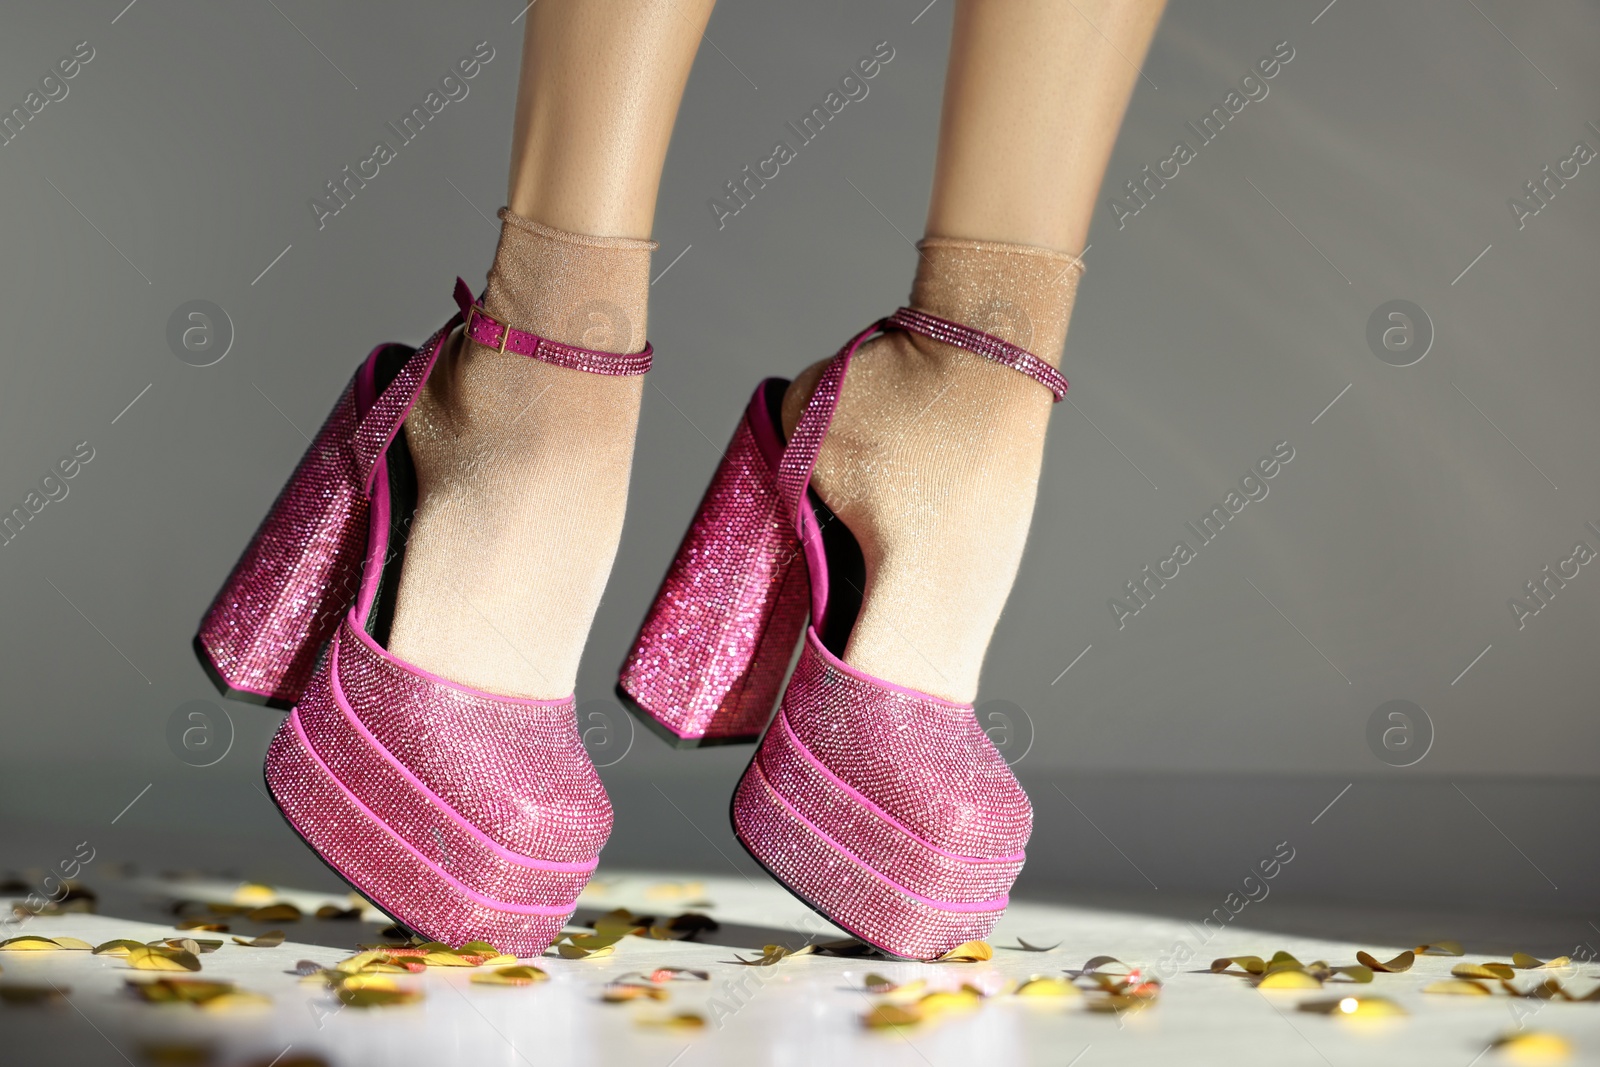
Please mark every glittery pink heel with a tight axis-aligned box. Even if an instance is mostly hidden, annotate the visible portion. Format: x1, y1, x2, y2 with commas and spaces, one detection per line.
726, 308, 1067, 960
242, 279, 650, 954
194, 343, 406, 708
617, 379, 810, 747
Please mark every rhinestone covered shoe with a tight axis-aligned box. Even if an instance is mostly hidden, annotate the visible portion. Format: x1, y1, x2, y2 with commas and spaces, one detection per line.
621, 308, 1064, 958
205, 280, 652, 953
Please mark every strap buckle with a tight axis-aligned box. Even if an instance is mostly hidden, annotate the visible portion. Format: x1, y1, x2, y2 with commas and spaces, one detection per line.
464, 303, 513, 356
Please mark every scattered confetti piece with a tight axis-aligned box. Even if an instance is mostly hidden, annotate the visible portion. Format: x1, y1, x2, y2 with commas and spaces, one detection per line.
1513, 953, 1573, 971
1297, 995, 1407, 1017
863, 1002, 923, 1028
1490, 1031, 1573, 1064
646, 968, 709, 983
1014, 938, 1062, 952
733, 944, 815, 967
0, 984, 69, 1005
233, 884, 277, 904
471, 965, 549, 987
231, 931, 285, 948
1356, 950, 1415, 973
175, 919, 228, 932
1082, 955, 1133, 974
93, 939, 147, 956
1455, 963, 1517, 980
937, 941, 992, 963
639, 1011, 707, 1030
603, 982, 668, 1002
1257, 969, 1323, 990
247, 903, 302, 923
1415, 941, 1465, 956
126, 978, 239, 1004
0, 936, 82, 951
1423, 979, 1493, 996
335, 976, 423, 1008
1212, 956, 1267, 976
127, 946, 202, 972
314, 905, 361, 920
136, 1042, 213, 1065
1015, 976, 1080, 998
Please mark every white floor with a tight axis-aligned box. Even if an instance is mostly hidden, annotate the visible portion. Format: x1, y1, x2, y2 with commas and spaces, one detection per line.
3, 870, 1596, 1067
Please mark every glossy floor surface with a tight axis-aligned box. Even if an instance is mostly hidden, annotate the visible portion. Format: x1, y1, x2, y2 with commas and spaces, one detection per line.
3, 868, 1596, 1067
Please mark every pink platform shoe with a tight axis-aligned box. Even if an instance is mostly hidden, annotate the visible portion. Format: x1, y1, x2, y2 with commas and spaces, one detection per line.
205, 280, 651, 954
620, 308, 1066, 959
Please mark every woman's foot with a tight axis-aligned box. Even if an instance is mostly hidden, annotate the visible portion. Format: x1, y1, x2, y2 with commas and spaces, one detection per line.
780, 237, 1083, 703
387, 211, 655, 700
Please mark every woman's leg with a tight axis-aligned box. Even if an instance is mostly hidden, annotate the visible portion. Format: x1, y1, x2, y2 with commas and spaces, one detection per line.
388, 0, 716, 699
784, 0, 1165, 702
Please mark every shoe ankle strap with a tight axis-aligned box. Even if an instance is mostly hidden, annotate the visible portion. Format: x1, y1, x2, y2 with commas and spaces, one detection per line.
885, 306, 1067, 402
451, 278, 653, 376
775, 309, 1066, 539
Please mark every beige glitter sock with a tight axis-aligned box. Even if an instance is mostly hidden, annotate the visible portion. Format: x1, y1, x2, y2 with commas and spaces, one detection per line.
387, 209, 656, 699
782, 237, 1084, 703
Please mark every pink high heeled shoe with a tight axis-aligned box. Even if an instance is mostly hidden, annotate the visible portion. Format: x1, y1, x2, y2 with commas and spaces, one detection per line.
200, 281, 651, 954
620, 308, 1065, 959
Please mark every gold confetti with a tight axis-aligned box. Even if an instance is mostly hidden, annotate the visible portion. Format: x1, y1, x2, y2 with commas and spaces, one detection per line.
175, 919, 228, 932
647, 968, 710, 982
127, 946, 202, 972
1297, 995, 1407, 1017
1415, 941, 1464, 956
917, 988, 983, 1018
0, 936, 76, 951
156, 938, 223, 955
1513, 953, 1573, 971
0, 984, 69, 1005
233, 883, 277, 904
1257, 970, 1323, 990
126, 978, 237, 1004
1356, 950, 1415, 973
863, 1002, 923, 1028
335, 976, 423, 1008
639, 1011, 706, 1030
93, 939, 148, 956
936, 941, 992, 963
456, 940, 502, 956
198, 991, 273, 1013
314, 905, 361, 920
1488, 1031, 1573, 1064
1454, 962, 1516, 980
51, 936, 92, 950
1422, 979, 1493, 996
1212, 956, 1267, 976
1079, 955, 1135, 974
471, 965, 549, 987
231, 931, 285, 948
603, 983, 668, 1002
246, 903, 302, 923
733, 944, 815, 967
1015, 976, 1081, 998
136, 1042, 213, 1065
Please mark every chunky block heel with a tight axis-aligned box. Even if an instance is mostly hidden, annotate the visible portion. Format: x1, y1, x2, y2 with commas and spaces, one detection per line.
617, 378, 811, 747
195, 343, 413, 708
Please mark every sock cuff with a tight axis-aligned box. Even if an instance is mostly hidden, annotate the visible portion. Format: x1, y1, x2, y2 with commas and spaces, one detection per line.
907, 237, 1085, 366
498, 207, 659, 252
481, 208, 655, 356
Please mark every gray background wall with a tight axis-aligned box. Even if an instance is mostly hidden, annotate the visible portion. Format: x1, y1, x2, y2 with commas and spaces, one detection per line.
2, 1, 1596, 931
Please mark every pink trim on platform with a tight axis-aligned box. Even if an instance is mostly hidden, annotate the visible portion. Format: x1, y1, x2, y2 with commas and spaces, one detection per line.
285, 712, 575, 917
771, 709, 1022, 865
746, 758, 1008, 914
324, 637, 597, 873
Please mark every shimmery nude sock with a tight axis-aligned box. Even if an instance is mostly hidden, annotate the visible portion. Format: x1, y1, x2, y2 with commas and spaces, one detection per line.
782, 237, 1084, 703
387, 209, 656, 699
